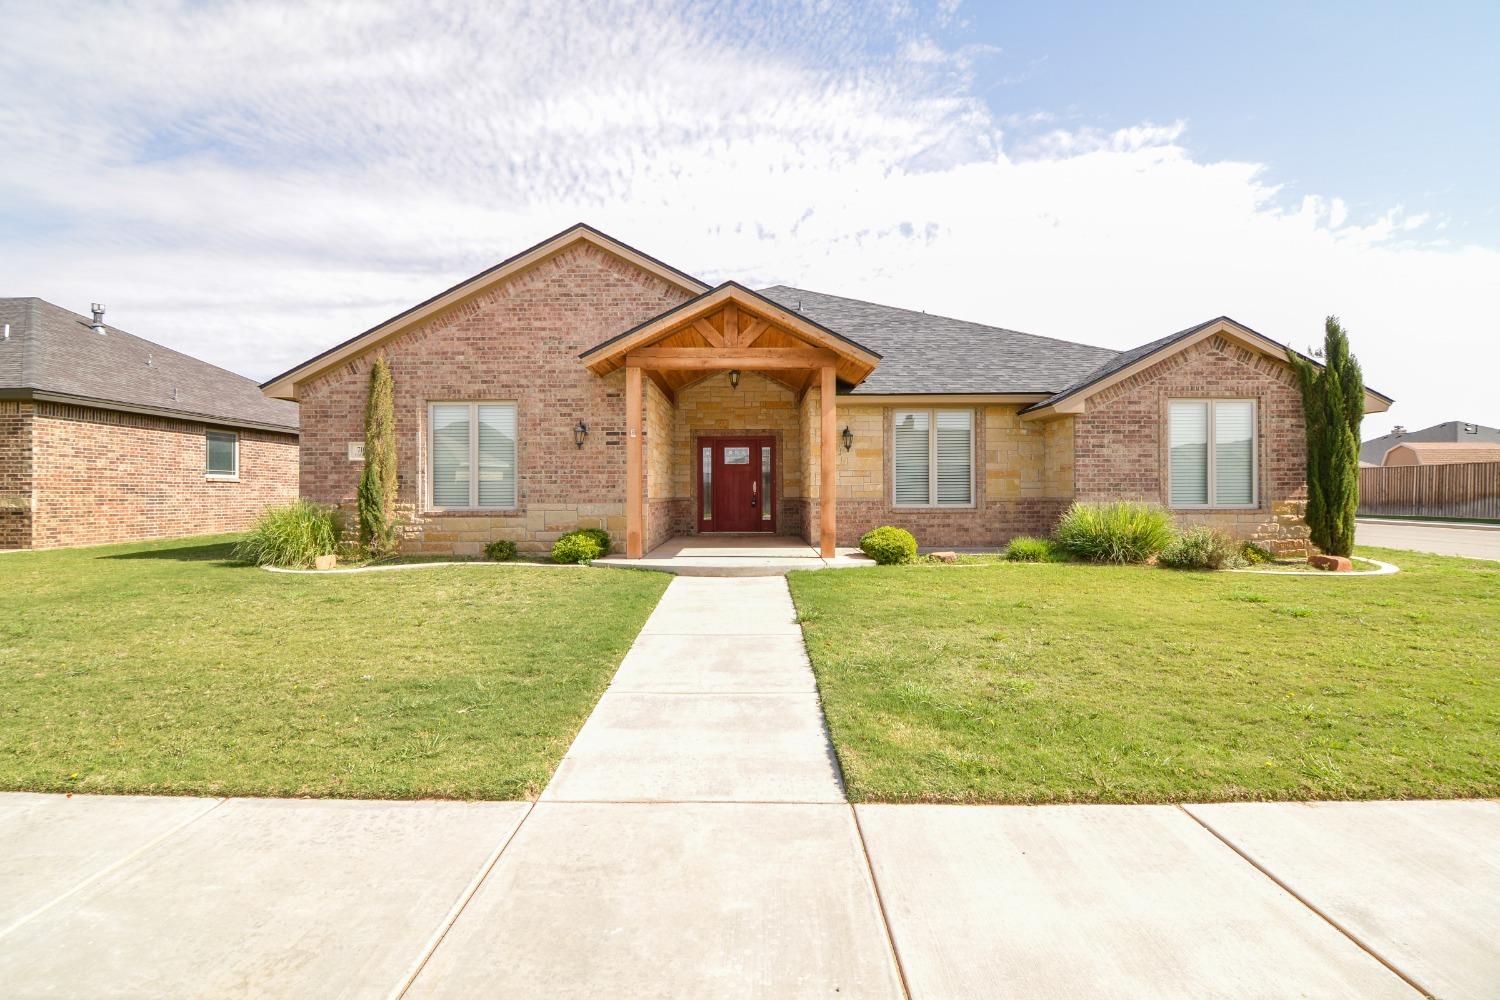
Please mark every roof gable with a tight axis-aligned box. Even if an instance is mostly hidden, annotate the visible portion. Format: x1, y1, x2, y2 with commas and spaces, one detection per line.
262, 223, 709, 400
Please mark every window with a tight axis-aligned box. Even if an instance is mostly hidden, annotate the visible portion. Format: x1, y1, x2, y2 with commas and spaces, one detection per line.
205, 431, 238, 478
893, 409, 973, 506
429, 402, 517, 510
1168, 400, 1256, 508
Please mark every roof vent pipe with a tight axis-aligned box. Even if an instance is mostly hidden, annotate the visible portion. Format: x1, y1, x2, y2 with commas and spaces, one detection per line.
90, 303, 107, 334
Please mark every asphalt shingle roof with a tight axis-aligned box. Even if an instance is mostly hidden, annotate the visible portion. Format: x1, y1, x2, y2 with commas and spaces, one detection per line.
0, 298, 298, 432
755, 286, 1119, 395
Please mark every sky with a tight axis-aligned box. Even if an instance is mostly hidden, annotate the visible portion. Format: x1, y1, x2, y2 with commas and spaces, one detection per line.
2, 0, 1497, 439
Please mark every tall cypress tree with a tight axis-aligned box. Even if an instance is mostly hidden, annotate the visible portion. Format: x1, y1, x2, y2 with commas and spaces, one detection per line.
1289, 317, 1364, 556
357, 353, 399, 556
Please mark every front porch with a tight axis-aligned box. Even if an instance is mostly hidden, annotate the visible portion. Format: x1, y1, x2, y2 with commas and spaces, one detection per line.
594, 534, 873, 576
581, 283, 881, 559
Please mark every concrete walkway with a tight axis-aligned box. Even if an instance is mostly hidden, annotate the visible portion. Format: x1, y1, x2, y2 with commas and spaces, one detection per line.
1358, 517, 1500, 561
593, 534, 875, 575
2, 576, 1498, 997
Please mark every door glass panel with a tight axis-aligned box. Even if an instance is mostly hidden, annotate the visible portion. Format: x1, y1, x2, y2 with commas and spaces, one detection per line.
723, 446, 750, 465
761, 446, 772, 520
702, 446, 712, 520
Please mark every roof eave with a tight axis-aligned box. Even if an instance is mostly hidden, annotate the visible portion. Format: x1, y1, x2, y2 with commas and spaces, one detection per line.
0, 387, 299, 435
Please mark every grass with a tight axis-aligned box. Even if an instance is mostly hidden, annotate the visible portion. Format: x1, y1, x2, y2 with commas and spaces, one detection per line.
788, 546, 1500, 804
0, 535, 669, 800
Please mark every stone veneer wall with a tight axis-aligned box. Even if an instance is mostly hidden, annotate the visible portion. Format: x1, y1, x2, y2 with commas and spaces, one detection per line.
1073, 335, 1312, 555
22, 402, 297, 549
0, 401, 34, 548
295, 243, 694, 556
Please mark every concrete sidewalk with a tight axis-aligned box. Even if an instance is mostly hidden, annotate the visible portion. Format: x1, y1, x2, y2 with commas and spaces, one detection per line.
2, 576, 1497, 997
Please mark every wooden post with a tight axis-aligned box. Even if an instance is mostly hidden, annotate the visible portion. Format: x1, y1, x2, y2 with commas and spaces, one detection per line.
626, 365, 644, 558
820, 365, 836, 558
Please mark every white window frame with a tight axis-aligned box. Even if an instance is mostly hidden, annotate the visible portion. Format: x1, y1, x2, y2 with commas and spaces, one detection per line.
1167, 398, 1259, 510
426, 401, 519, 512
891, 408, 976, 509
205, 430, 239, 481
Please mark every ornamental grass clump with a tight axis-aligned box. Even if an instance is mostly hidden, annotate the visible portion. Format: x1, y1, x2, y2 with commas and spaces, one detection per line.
1158, 526, 1243, 570
1004, 536, 1061, 563
860, 526, 918, 565
1054, 501, 1174, 564
233, 500, 340, 568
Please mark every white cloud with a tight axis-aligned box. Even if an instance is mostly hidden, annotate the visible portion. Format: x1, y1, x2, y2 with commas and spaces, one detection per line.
1, 0, 1495, 438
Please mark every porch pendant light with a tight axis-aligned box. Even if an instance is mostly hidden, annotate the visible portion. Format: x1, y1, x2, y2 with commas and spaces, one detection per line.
728, 369, 741, 390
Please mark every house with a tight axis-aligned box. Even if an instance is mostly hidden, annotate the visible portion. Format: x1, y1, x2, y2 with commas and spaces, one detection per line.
262, 224, 1391, 559
1381, 442, 1500, 466
0, 298, 299, 550
1362, 420, 1500, 465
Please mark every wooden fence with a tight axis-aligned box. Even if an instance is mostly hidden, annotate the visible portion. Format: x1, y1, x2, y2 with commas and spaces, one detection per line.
1359, 461, 1500, 520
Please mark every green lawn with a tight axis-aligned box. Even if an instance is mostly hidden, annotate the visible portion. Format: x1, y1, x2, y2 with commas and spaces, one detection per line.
1, 536, 668, 800
789, 547, 1500, 804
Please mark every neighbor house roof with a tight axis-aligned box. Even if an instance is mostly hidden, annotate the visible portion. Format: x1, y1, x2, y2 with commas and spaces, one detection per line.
0, 297, 298, 433
1382, 442, 1500, 466
755, 286, 1116, 396
1361, 420, 1500, 465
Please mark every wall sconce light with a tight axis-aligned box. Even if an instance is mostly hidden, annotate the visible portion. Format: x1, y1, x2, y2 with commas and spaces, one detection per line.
727, 369, 741, 390
573, 420, 589, 448
841, 425, 853, 451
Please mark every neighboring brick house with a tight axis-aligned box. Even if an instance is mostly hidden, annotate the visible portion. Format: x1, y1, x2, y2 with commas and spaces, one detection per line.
0, 298, 299, 549
262, 224, 1391, 559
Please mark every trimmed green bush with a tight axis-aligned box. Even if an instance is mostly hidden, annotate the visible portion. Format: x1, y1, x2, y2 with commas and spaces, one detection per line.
233, 501, 340, 568
1054, 502, 1174, 564
1240, 541, 1275, 565
551, 529, 605, 564
578, 527, 612, 555
860, 526, 918, 565
357, 353, 399, 557
1004, 536, 1061, 563
484, 539, 518, 562
1158, 526, 1243, 570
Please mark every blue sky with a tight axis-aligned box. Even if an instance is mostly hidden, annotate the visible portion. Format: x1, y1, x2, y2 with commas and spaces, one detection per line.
1, 0, 1497, 438
949, 2, 1500, 243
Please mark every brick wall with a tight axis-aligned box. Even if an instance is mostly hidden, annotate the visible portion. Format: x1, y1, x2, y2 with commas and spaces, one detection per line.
1073, 335, 1311, 555
22, 402, 297, 549
0, 401, 33, 548
296, 242, 693, 556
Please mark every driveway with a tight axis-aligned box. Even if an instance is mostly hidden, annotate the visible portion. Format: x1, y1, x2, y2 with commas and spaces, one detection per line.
3, 576, 1498, 998
1359, 518, 1500, 561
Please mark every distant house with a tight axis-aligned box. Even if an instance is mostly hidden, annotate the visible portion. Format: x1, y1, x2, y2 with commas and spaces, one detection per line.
1361, 420, 1500, 465
0, 298, 299, 549
1381, 442, 1500, 467
263, 223, 1391, 559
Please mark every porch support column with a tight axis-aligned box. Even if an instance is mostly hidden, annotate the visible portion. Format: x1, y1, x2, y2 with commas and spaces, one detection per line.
626, 364, 644, 558
819, 364, 836, 558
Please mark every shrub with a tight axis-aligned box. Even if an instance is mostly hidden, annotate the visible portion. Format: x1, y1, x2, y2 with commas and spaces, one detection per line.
484, 539, 518, 562
357, 353, 399, 557
1054, 502, 1174, 564
578, 527, 612, 555
1158, 526, 1243, 570
551, 529, 605, 564
233, 501, 340, 568
860, 526, 918, 565
1005, 536, 1060, 563
1240, 541, 1275, 565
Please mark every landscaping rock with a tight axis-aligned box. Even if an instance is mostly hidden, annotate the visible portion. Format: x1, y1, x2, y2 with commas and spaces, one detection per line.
931, 551, 958, 563
314, 554, 338, 571
1307, 554, 1352, 572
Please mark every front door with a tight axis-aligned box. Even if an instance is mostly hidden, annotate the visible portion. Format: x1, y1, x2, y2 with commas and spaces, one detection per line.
698, 436, 776, 532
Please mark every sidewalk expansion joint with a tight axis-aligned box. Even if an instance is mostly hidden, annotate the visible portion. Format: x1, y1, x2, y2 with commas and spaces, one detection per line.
1177, 804, 1433, 999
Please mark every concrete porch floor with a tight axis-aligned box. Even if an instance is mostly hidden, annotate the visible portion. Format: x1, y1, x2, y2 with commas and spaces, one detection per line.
595, 534, 874, 576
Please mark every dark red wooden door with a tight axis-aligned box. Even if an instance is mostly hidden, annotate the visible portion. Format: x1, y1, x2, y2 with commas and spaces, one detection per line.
698, 437, 775, 532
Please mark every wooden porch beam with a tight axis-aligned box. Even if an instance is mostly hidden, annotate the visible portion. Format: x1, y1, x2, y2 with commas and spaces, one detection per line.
723, 303, 738, 347
820, 365, 837, 558
736, 318, 767, 348
624, 347, 839, 370
644, 369, 675, 405
626, 365, 644, 558
691, 318, 726, 348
